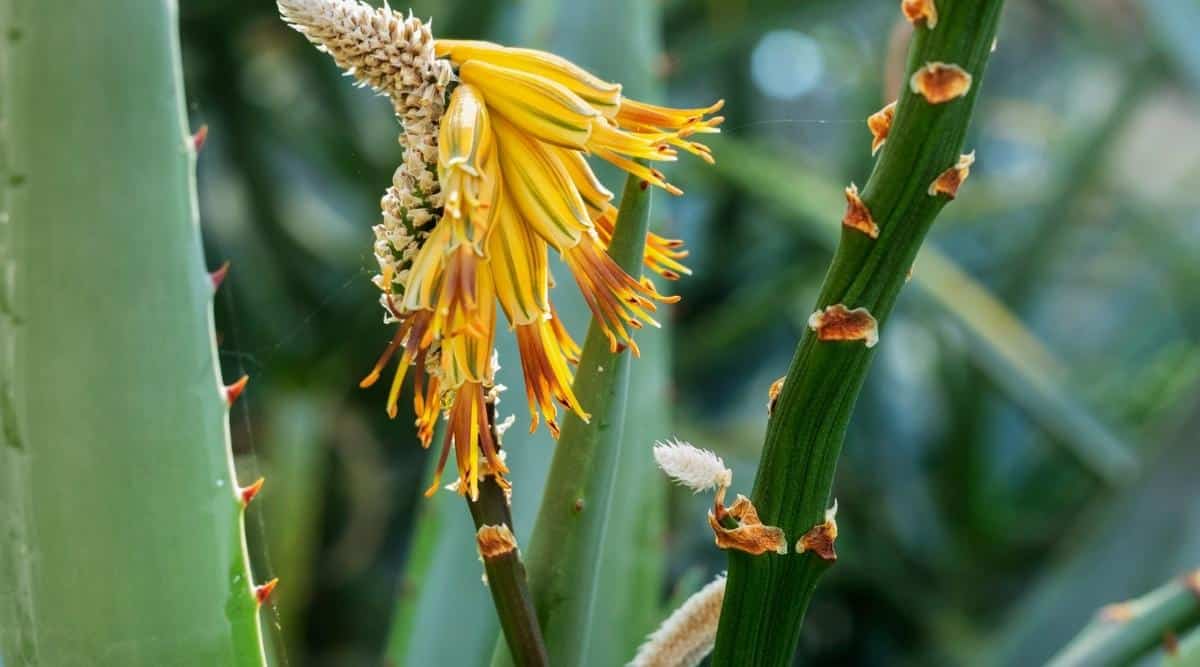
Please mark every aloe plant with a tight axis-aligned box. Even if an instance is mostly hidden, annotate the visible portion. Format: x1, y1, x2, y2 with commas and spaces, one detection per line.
711, 3, 1006, 664
0, 2, 271, 664
1048, 573, 1200, 666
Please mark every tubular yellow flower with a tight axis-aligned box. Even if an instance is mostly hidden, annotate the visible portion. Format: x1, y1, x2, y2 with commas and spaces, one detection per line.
438, 84, 500, 254
281, 0, 718, 497
436, 40, 623, 117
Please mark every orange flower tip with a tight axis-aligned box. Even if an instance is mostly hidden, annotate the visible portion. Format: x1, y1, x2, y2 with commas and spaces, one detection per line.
254, 578, 279, 605
842, 182, 879, 239
796, 500, 839, 561
386, 403, 399, 420
665, 183, 684, 197
1100, 602, 1136, 623
901, 0, 938, 29
223, 375, 249, 407
358, 369, 382, 389
867, 101, 897, 156
808, 304, 879, 348
476, 524, 518, 560
928, 151, 975, 199
192, 124, 209, 153
209, 261, 231, 292
661, 270, 681, 281
909, 62, 972, 104
239, 477, 265, 506
664, 239, 686, 249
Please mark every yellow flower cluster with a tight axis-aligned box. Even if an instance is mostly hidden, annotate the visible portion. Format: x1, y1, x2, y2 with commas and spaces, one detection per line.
280, 1, 721, 499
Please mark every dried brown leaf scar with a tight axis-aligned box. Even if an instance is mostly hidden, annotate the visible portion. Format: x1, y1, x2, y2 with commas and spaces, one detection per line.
708, 494, 788, 556
867, 101, 896, 156
929, 151, 975, 199
808, 304, 879, 348
842, 183, 879, 239
476, 524, 518, 560
901, 0, 938, 28
796, 499, 839, 561
910, 62, 972, 104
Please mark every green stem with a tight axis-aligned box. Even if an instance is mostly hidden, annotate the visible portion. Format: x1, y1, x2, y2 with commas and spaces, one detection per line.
499, 172, 652, 667
0, 1, 268, 664
466, 405, 549, 667
1047, 574, 1200, 667
711, 4, 1005, 664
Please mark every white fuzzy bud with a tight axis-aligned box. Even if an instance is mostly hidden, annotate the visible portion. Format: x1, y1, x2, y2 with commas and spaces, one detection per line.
629, 574, 726, 667
653, 439, 732, 493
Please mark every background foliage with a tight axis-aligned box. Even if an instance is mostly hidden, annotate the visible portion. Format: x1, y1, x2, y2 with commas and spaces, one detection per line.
179, 0, 1200, 664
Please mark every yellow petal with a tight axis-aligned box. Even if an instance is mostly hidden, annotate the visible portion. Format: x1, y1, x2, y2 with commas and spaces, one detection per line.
439, 85, 501, 253
616, 97, 725, 133
488, 194, 550, 327
440, 271, 496, 388
460, 59, 596, 150
439, 84, 493, 177
550, 146, 613, 215
437, 39, 622, 117
492, 113, 592, 250
401, 223, 452, 312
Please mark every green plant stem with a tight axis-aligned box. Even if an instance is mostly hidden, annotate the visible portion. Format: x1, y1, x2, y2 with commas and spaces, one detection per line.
1047, 574, 1200, 667
466, 405, 548, 667
711, 4, 1005, 664
499, 172, 652, 667
0, 1, 268, 664
700, 137, 1137, 484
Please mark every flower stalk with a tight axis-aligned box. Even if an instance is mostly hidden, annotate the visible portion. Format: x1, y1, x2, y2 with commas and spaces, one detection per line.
464, 402, 549, 667
710, 2, 1005, 664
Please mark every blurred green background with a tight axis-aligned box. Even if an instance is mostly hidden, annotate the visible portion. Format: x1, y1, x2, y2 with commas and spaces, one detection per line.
180, 0, 1200, 664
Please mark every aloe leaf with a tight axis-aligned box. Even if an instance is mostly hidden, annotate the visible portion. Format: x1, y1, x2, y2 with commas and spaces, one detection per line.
0, 1, 268, 664
986, 397, 1200, 666
1047, 575, 1200, 667
546, 1, 671, 663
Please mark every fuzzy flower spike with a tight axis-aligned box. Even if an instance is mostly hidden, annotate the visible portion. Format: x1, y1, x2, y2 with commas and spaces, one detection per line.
278, 0, 721, 499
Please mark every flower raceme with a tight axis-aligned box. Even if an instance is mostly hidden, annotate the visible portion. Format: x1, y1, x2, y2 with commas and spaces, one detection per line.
278, 0, 721, 500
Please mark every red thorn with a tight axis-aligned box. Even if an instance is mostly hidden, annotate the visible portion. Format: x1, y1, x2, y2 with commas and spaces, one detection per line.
639, 180, 650, 190
210, 261, 230, 292
192, 124, 209, 153
239, 477, 265, 506
224, 375, 249, 407
254, 578, 279, 605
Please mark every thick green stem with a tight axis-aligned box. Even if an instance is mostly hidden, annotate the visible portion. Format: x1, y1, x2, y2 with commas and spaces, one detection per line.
466, 406, 549, 667
711, 4, 1005, 664
501, 173, 652, 667
0, 2, 268, 664
1047, 574, 1200, 666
